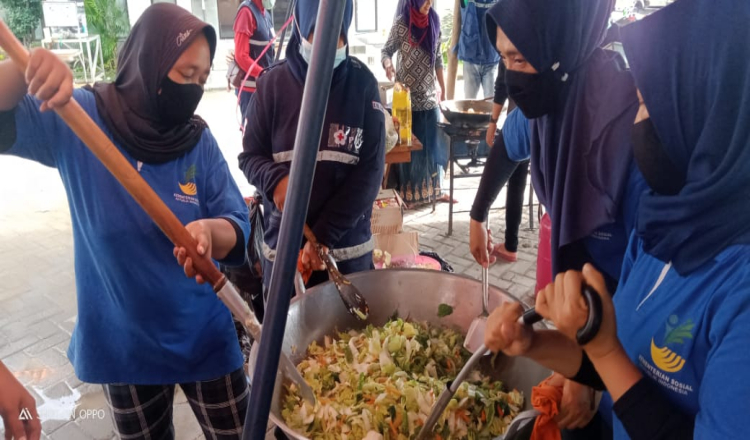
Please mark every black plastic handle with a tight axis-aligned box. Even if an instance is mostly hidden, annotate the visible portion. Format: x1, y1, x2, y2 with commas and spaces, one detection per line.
520, 308, 543, 326
519, 284, 603, 346
575, 285, 603, 345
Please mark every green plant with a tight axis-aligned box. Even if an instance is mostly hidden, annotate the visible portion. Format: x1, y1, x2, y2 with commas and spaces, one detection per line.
0, 0, 43, 46
84, 0, 129, 71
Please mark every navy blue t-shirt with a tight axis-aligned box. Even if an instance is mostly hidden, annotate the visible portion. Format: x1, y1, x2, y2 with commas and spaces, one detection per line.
2, 90, 250, 384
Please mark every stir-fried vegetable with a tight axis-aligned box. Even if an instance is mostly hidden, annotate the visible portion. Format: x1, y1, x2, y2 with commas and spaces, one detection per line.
282, 319, 524, 439
437, 304, 454, 318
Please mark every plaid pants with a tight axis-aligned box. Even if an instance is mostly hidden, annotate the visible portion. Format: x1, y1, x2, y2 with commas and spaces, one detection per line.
103, 368, 249, 440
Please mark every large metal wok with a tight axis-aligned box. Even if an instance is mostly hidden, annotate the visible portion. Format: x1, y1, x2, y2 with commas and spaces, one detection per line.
249, 269, 551, 439
440, 99, 494, 129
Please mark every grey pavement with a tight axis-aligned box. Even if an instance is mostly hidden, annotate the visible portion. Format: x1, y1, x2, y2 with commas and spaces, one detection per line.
0, 90, 539, 439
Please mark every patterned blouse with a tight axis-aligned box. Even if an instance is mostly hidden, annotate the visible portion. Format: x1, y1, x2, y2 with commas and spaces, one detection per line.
381, 17, 443, 112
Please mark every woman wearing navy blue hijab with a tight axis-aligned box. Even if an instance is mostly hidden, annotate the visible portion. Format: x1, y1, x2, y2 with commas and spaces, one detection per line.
485, 0, 750, 438
240, 0, 385, 291
486, 0, 648, 289
484, 0, 649, 435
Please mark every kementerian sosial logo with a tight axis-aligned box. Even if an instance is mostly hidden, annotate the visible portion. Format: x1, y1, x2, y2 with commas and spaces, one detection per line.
179, 164, 198, 196
650, 314, 694, 373
175, 164, 199, 206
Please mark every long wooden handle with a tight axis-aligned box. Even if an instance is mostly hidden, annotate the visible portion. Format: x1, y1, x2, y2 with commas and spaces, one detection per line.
0, 21, 226, 290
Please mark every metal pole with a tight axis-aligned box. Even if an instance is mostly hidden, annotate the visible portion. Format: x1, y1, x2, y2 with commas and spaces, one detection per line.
242, 1, 346, 438
275, 0, 298, 62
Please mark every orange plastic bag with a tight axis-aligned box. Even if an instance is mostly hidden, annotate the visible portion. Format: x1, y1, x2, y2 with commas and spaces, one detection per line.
530, 376, 563, 440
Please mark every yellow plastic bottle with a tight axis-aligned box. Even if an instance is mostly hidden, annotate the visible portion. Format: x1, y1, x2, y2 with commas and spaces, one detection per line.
392, 82, 412, 146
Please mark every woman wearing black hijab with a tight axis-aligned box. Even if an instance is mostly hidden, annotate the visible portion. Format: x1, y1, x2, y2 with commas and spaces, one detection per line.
0, 4, 251, 438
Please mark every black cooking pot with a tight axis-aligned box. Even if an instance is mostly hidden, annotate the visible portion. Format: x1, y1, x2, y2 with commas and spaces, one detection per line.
439, 99, 493, 129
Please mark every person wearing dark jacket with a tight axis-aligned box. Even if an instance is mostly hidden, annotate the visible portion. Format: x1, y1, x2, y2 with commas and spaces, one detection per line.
239, 0, 385, 292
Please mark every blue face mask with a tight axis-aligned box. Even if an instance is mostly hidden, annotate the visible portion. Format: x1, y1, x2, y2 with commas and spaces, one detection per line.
299, 37, 347, 69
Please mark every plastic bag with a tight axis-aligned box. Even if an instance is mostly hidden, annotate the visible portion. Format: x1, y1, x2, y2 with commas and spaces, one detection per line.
419, 251, 454, 273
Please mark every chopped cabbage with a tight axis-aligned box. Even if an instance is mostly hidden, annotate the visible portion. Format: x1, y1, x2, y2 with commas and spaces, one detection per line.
282, 319, 523, 439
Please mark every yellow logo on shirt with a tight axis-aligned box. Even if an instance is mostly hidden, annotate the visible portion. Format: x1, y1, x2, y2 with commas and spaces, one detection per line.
179, 165, 198, 196
179, 182, 197, 196
650, 315, 694, 373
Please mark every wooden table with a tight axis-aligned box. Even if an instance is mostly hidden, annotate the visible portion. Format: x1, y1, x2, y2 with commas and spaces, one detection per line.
383, 137, 423, 188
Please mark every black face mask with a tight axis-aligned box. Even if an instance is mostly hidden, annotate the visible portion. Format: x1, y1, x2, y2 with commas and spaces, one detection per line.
504, 69, 557, 119
157, 77, 204, 126
632, 118, 686, 195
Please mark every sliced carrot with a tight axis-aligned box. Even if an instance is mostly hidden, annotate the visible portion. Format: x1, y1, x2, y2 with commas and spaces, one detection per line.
457, 409, 471, 423
435, 435, 443, 440
393, 410, 403, 429
481, 409, 487, 423
388, 420, 398, 438
385, 385, 402, 396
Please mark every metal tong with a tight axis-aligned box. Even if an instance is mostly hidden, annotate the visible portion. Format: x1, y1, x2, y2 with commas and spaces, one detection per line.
302, 225, 369, 320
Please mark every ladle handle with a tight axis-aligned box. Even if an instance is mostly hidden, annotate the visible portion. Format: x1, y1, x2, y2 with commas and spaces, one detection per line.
482, 219, 490, 315
481, 266, 489, 315
519, 284, 603, 346
303, 224, 339, 269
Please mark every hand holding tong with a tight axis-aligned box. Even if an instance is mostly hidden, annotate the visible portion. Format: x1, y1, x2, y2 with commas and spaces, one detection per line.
302, 224, 369, 320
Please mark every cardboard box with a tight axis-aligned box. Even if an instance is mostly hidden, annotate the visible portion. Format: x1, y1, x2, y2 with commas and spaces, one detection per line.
371, 189, 404, 235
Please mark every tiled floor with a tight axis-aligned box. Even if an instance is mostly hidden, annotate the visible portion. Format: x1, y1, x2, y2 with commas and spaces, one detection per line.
0, 90, 539, 439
